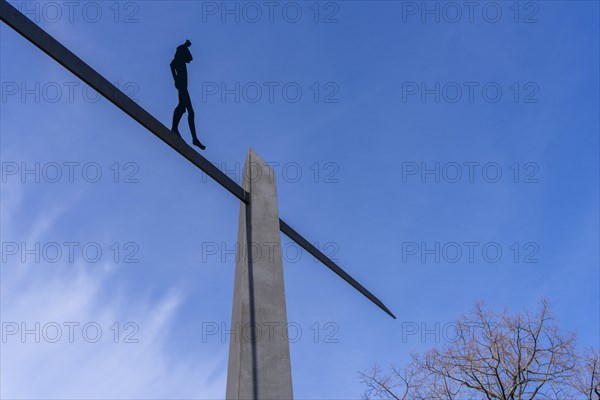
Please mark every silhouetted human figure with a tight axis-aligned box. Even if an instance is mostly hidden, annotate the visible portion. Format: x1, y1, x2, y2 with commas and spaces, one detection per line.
171, 40, 205, 150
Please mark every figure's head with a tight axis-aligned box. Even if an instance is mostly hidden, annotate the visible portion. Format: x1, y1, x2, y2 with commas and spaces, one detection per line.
175, 40, 193, 63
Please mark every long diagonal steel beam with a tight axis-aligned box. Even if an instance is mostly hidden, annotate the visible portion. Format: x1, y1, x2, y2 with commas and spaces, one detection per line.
279, 220, 396, 319
0, 1, 247, 203
0, 0, 395, 319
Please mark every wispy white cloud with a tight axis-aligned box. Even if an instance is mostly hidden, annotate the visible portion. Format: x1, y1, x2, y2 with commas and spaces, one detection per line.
1, 182, 227, 399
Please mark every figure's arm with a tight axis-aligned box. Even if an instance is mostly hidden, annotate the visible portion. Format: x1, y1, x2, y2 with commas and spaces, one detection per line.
170, 61, 178, 86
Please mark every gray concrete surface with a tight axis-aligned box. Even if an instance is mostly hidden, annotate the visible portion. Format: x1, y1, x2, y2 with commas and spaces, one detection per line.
226, 149, 293, 400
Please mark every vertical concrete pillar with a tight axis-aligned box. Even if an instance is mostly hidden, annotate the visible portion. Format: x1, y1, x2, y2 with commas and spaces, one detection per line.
226, 149, 293, 400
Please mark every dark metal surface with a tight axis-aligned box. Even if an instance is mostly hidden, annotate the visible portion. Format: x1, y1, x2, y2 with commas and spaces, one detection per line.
1, 0, 395, 319
280, 220, 396, 319
0, 0, 248, 204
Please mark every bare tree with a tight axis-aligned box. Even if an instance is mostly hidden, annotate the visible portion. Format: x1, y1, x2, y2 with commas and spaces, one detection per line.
360, 364, 418, 400
362, 300, 597, 400
571, 347, 600, 399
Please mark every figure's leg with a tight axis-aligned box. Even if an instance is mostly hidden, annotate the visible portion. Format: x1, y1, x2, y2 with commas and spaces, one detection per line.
171, 90, 186, 136
187, 106, 197, 139
188, 107, 205, 150
171, 105, 185, 135
183, 90, 205, 150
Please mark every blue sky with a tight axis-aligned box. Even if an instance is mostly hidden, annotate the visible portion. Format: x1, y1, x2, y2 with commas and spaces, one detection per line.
1, 1, 598, 398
